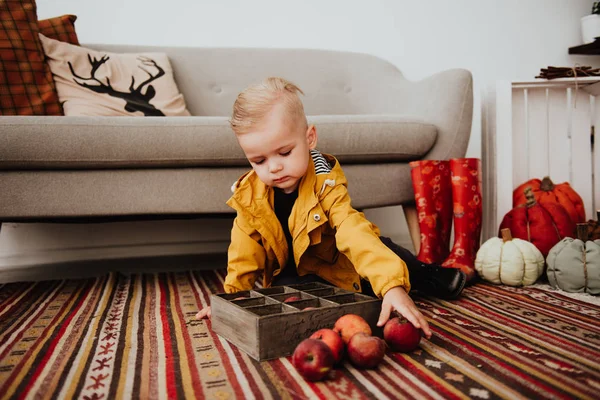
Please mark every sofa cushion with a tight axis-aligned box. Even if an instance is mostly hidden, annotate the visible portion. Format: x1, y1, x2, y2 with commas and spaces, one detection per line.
39, 34, 190, 117
313, 115, 436, 163
0, 164, 415, 217
38, 14, 79, 45
0, 115, 436, 169
0, 0, 62, 115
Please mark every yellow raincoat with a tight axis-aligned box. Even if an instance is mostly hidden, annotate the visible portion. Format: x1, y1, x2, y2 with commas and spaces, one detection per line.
223, 152, 410, 298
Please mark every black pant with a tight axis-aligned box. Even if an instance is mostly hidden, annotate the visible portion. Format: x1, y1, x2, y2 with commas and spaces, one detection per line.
272, 236, 422, 297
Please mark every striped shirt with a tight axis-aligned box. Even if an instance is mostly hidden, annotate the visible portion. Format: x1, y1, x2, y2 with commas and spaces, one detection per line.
310, 149, 332, 175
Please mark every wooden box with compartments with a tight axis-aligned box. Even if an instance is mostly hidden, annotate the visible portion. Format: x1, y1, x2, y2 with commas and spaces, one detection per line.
210, 282, 382, 361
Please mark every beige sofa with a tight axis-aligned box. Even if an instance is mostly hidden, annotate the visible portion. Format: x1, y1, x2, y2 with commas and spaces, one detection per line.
0, 46, 473, 250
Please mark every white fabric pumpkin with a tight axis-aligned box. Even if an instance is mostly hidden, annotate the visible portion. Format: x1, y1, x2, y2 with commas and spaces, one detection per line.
475, 229, 545, 286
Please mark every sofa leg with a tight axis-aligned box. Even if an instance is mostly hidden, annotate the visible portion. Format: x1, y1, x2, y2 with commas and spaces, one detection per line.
403, 204, 420, 254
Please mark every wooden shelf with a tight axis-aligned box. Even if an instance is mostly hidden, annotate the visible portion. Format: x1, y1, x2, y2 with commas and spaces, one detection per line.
569, 38, 600, 55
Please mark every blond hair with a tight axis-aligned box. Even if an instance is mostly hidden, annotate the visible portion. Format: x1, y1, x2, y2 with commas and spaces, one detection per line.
230, 77, 307, 135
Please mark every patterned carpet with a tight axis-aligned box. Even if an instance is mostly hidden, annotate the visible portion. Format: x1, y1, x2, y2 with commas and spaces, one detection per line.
0, 269, 599, 400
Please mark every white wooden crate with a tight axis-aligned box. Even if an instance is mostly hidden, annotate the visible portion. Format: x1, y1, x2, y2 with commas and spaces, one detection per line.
483, 77, 600, 240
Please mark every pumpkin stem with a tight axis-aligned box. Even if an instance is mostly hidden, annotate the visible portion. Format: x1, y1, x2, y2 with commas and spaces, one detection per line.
524, 187, 536, 207
500, 228, 513, 242
577, 223, 589, 242
540, 176, 555, 191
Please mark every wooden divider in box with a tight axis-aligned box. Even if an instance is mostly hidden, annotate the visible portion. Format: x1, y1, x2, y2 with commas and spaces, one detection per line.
210, 283, 382, 361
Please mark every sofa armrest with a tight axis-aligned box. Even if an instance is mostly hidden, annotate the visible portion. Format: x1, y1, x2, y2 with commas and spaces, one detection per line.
395, 69, 473, 160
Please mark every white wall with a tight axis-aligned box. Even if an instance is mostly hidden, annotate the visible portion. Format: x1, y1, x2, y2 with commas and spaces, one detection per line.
1, 0, 596, 277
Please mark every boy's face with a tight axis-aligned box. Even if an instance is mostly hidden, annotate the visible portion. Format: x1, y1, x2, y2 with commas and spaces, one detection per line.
237, 102, 317, 194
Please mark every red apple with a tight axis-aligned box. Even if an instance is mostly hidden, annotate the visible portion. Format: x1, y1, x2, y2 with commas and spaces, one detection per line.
383, 317, 421, 353
292, 338, 335, 381
346, 333, 385, 369
333, 314, 372, 344
283, 296, 302, 303
310, 328, 345, 364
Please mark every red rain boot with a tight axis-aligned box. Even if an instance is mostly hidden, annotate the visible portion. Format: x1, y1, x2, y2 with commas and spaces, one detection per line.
442, 158, 483, 282
409, 160, 453, 264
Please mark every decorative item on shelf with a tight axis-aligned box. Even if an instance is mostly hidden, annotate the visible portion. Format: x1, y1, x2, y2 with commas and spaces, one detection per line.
581, 2, 600, 44
499, 187, 576, 258
586, 210, 600, 240
546, 224, 600, 295
513, 176, 586, 224
475, 228, 545, 287
535, 66, 600, 80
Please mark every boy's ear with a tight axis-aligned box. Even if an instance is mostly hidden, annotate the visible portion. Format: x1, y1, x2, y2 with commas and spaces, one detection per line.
306, 124, 318, 149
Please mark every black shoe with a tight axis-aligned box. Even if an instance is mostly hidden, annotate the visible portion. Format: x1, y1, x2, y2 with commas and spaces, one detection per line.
408, 263, 467, 299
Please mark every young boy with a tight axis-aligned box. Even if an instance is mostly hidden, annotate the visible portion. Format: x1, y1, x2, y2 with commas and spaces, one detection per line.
196, 77, 466, 337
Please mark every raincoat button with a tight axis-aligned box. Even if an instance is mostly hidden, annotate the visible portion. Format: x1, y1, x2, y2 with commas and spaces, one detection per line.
353, 282, 359, 290
313, 214, 321, 222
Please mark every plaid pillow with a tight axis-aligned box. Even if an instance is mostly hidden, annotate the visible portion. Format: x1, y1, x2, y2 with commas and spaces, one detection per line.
38, 14, 79, 45
0, 0, 62, 115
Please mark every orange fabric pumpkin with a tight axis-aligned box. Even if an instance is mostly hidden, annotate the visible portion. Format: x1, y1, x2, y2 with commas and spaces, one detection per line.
500, 187, 576, 257
513, 176, 586, 224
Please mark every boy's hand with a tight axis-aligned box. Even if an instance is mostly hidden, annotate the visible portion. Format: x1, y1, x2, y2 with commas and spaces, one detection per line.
377, 286, 432, 339
195, 306, 211, 320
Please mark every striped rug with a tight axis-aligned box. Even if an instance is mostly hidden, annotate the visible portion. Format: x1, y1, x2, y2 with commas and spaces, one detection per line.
0, 270, 599, 400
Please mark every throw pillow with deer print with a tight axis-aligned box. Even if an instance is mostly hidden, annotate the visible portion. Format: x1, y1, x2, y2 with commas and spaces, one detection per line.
39, 34, 190, 117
